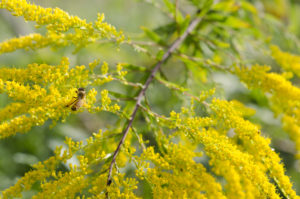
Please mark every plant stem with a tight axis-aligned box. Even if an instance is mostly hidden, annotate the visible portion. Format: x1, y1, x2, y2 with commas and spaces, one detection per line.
106, 14, 202, 190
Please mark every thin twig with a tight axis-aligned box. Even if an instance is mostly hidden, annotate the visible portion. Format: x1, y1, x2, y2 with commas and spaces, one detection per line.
92, 74, 144, 88
176, 53, 229, 71
139, 104, 169, 121
106, 14, 202, 190
131, 126, 146, 151
154, 76, 202, 102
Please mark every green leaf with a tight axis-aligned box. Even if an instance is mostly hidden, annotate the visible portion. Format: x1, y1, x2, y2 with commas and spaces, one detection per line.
179, 56, 207, 83
213, 0, 238, 12
179, 15, 191, 35
156, 76, 188, 92
225, 16, 250, 29
154, 22, 177, 37
213, 40, 230, 49
109, 91, 135, 100
198, 0, 214, 17
187, 0, 203, 8
156, 49, 165, 60
123, 64, 148, 72
204, 12, 227, 22
241, 1, 257, 14
141, 26, 164, 45
163, 0, 176, 15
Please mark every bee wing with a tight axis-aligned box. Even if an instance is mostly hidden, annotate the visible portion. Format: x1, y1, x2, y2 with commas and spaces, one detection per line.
65, 97, 79, 107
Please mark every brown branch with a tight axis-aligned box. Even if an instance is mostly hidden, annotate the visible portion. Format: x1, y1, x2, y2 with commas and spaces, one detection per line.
106, 15, 202, 189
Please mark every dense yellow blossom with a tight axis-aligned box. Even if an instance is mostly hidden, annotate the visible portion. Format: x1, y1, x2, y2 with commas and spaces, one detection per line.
270, 45, 300, 77
1, 129, 135, 198
137, 143, 226, 199
212, 160, 248, 199
236, 65, 300, 113
0, 34, 52, 54
236, 65, 300, 160
0, 0, 87, 32
2, 94, 299, 198
149, 100, 299, 198
32, 155, 91, 199
1, 146, 72, 199
0, 57, 69, 85
168, 107, 279, 198
197, 129, 279, 199
211, 99, 297, 199
0, 57, 120, 138
0, 102, 28, 122
0, 0, 124, 54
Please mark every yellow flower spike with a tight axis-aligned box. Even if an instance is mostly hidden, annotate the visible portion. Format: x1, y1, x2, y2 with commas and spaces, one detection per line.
212, 160, 248, 199
0, 59, 71, 86
1, 0, 88, 32
162, 102, 298, 198
199, 88, 216, 102
0, 102, 29, 123
196, 129, 280, 199
116, 63, 128, 78
1, 143, 78, 199
236, 64, 300, 164
0, 0, 123, 54
210, 98, 297, 199
100, 89, 111, 110
86, 88, 97, 111
137, 141, 226, 199
0, 58, 112, 138
101, 61, 109, 75
230, 100, 256, 117
270, 45, 300, 77
89, 59, 100, 72
0, 33, 52, 54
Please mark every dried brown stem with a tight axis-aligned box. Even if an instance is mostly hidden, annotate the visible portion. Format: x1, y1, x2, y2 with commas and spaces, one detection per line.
106, 15, 202, 191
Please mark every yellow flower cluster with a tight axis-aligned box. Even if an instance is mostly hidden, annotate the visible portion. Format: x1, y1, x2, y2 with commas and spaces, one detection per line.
32, 155, 90, 199
0, 0, 124, 54
0, 54, 128, 139
136, 142, 226, 198
212, 160, 247, 199
1, 145, 74, 198
139, 100, 299, 198
270, 45, 300, 77
106, 174, 140, 199
0, 57, 104, 138
2, 80, 298, 198
87, 89, 120, 113
0, 57, 69, 85
1, 129, 138, 198
211, 99, 297, 199
197, 129, 280, 199
0, 34, 52, 54
236, 65, 300, 159
1, 0, 86, 32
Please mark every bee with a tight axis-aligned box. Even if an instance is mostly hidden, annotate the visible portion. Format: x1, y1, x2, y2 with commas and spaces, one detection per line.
65, 88, 86, 111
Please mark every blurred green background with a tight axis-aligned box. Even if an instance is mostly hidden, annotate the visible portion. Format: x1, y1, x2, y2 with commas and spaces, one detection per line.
0, 0, 300, 197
